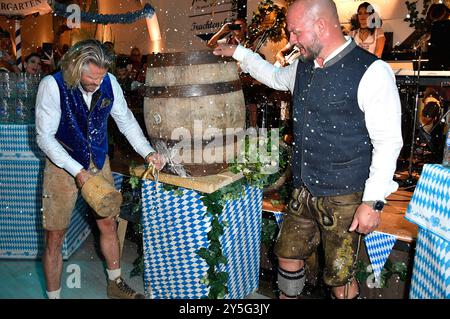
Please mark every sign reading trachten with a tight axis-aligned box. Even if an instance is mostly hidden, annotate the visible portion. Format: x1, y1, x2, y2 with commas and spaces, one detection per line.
0, 0, 52, 17
189, 0, 238, 38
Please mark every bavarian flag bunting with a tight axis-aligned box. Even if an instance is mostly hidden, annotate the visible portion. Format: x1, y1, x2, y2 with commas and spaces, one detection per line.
272, 211, 284, 228
364, 231, 397, 283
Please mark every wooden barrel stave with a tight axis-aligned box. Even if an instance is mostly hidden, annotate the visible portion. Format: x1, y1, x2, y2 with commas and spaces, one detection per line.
143, 50, 246, 176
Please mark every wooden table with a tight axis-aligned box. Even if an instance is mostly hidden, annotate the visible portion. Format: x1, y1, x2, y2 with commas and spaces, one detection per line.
380, 190, 418, 244
262, 189, 418, 243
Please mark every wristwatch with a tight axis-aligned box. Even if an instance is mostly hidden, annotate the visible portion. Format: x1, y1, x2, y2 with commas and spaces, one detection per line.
363, 200, 385, 212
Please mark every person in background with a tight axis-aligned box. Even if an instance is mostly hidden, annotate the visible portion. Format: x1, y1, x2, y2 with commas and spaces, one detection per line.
103, 41, 116, 74
23, 52, 55, 76
23, 53, 42, 75
53, 43, 70, 66
207, 17, 248, 48
213, 0, 402, 299
0, 28, 20, 74
207, 18, 265, 127
349, 2, 385, 58
35, 39, 165, 299
275, 42, 301, 67
415, 3, 450, 53
276, 23, 349, 67
115, 55, 133, 93
103, 41, 114, 53
128, 47, 146, 83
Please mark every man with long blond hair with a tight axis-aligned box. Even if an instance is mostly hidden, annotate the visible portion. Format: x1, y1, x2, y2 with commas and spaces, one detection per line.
35, 39, 164, 299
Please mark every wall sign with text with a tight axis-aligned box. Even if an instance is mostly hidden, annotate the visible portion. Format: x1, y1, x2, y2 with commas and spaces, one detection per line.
0, 0, 52, 17
189, 0, 243, 41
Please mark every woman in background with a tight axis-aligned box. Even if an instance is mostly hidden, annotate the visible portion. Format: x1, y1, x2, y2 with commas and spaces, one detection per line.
23, 52, 55, 76
350, 2, 385, 58
207, 18, 248, 48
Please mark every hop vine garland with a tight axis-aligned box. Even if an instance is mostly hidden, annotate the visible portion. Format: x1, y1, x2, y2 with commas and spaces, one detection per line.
246, 0, 287, 45
404, 0, 433, 34
355, 260, 407, 288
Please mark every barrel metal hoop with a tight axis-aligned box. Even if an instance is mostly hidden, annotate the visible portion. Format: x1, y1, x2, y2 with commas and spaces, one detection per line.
147, 50, 234, 67
144, 80, 242, 98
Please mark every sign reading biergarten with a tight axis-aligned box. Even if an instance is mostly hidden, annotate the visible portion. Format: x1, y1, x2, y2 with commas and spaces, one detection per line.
0, 0, 52, 17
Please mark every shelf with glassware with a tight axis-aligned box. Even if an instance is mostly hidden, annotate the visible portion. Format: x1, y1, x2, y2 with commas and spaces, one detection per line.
0, 72, 40, 125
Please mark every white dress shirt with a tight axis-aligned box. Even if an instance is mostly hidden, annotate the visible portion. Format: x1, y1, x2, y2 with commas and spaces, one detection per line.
233, 37, 403, 201
36, 73, 153, 177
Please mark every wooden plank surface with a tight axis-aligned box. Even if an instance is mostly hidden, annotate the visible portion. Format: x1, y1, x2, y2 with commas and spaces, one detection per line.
261, 189, 418, 243
378, 190, 418, 243
133, 165, 243, 194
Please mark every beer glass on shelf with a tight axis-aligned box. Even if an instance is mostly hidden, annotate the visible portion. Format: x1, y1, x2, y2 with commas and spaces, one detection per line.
0, 72, 13, 124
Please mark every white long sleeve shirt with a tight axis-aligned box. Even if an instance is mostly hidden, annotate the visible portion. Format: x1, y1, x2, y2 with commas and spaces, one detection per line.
35, 73, 153, 177
233, 37, 403, 201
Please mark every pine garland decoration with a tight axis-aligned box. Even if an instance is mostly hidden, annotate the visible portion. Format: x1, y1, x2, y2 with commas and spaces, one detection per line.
404, 0, 433, 34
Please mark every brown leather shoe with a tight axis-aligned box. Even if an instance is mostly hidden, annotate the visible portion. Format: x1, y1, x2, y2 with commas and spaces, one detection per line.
107, 277, 145, 299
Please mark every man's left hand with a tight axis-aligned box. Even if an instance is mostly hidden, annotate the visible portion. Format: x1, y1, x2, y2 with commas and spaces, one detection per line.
349, 203, 381, 234
145, 152, 166, 171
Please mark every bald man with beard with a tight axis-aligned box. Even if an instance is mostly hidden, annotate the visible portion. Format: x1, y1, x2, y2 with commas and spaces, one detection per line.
213, 0, 402, 299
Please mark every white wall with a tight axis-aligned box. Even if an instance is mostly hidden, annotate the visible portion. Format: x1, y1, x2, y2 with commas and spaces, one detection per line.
97, 0, 152, 55
1, 0, 423, 58
100, 0, 289, 58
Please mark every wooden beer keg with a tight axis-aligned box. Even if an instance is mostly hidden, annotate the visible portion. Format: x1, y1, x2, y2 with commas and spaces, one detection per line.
143, 50, 246, 176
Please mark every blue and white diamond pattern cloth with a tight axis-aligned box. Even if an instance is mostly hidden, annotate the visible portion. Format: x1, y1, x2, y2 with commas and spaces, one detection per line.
141, 180, 262, 299
111, 172, 124, 191
405, 164, 450, 242
0, 124, 91, 259
409, 228, 450, 299
364, 231, 397, 283
218, 186, 262, 299
405, 164, 450, 299
272, 211, 284, 228
0, 124, 43, 159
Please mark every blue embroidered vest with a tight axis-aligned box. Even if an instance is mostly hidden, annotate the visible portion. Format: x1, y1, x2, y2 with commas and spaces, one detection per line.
292, 41, 378, 196
53, 71, 114, 170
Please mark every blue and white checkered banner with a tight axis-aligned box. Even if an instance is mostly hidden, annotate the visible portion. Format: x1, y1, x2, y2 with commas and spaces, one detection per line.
405, 164, 450, 242
405, 164, 450, 299
141, 179, 262, 299
409, 228, 450, 299
111, 172, 125, 191
0, 124, 43, 160
272, 211, 284, 228
364, 231, 397, 283
0, 124, 91, 259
